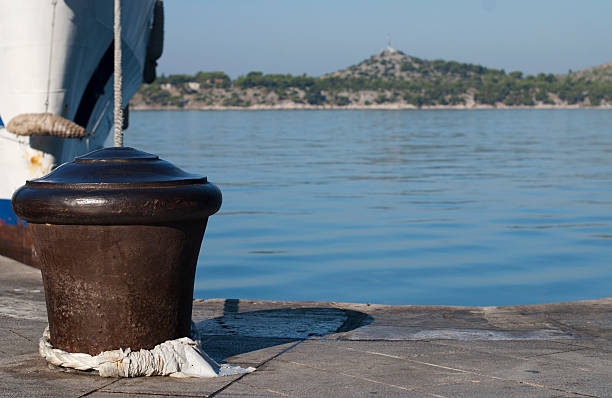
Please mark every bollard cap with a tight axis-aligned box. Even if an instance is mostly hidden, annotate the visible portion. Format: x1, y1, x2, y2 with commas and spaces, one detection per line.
12, 147, 222, 225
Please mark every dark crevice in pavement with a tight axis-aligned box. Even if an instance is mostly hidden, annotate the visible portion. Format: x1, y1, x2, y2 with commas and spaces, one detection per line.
231, 383, 293, 397
98, 391, 209, 397
530, 346, 591, 358
78, 378, 120, 397
208, 339, 304, 398
556, 340, 612, 353
8, 329, 35, 343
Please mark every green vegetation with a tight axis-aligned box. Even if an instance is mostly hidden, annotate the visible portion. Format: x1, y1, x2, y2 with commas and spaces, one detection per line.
234, 72, 316, 90
138, 82, 186, 107
135, 55, 612, 108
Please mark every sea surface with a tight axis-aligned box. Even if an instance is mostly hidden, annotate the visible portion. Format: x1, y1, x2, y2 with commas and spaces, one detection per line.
127, 109, 612, 306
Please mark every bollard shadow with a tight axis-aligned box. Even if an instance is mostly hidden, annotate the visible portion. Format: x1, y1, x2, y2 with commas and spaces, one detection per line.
195, 299, 372, 363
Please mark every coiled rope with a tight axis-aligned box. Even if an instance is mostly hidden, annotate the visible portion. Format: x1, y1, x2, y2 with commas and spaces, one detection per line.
39, 326, 254, 378
7, 113, 86, 138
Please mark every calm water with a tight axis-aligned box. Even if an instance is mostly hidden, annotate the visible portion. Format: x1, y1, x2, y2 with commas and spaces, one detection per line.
126, 109, 612, 306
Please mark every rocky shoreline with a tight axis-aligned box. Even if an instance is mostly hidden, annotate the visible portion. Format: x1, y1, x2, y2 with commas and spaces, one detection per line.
131, 103, 612, 111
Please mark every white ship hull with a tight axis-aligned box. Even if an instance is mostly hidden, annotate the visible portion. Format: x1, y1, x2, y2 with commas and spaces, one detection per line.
0, 0, 161, 265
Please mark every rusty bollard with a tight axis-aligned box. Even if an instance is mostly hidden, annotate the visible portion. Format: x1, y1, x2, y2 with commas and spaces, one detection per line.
11, 147, 221, 355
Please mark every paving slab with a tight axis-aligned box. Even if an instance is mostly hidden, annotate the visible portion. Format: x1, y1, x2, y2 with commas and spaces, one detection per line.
1, 254, 611, 398
223, 359, 428, 398
204, 337, 298, 366
98, 373, 242, 397
0, 353, 115, 398
0, 256, 46, 322
430, 339, 593, 360
483, 353, 612, 398
423, 378, 584, 398
274, 340, 468, 387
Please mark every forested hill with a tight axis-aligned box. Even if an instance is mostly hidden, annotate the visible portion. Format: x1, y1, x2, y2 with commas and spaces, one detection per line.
131, 49, 612, 109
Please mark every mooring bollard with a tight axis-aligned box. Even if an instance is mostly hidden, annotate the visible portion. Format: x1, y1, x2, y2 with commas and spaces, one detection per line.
12, 147, 221, 356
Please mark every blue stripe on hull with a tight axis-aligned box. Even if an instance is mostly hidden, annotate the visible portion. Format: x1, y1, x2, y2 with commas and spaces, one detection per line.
0, 198, 19, 225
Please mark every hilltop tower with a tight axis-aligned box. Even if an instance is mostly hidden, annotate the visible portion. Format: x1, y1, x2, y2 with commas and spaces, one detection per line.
385, 33, 397, 53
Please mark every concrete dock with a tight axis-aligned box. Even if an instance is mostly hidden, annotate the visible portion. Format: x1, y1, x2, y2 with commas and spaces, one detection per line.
1, 254, 610, 397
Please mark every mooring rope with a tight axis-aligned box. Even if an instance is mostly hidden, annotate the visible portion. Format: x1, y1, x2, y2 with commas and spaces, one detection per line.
44, 0, 58, 113
39, 326, 255, 378
113, 0, 124, 147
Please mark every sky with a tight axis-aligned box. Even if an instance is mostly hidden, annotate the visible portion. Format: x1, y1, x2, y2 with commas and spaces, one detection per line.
159, 0, 612, 79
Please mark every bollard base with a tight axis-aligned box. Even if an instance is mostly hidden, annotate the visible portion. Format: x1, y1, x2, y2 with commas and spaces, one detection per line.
31, 221, 206, 355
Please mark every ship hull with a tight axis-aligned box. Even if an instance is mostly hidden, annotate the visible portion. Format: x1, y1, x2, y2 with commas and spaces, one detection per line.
0, 199, 37, 266
0, 0, 159, 266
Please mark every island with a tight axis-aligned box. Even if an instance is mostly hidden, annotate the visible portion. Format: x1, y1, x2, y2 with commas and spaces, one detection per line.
131, 48, 612, 110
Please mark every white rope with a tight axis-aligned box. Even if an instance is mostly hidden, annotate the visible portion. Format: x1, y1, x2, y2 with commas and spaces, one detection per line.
45, 0, 58, 113
39, 326, 255, 378
113, 0, 123, 147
